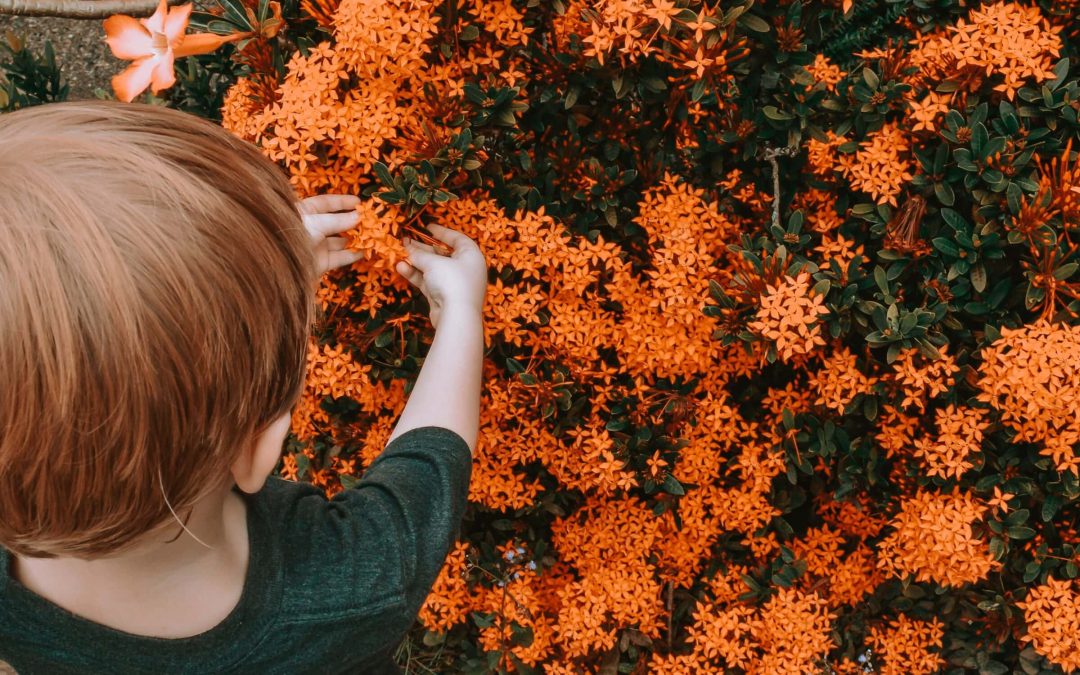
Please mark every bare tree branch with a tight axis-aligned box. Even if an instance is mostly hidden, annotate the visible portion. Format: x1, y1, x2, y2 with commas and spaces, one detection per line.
0, 0, 183, 19
762, 144, 800, 230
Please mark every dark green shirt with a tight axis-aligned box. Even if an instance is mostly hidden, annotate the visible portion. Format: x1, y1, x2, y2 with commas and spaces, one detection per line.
0, 426, 472, 674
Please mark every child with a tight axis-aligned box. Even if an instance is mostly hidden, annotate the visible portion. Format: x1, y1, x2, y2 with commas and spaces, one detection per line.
0, 100, 486, 673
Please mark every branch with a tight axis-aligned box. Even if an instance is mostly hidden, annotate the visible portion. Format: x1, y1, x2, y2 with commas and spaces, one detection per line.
762, 144, 799, 230
0, 0, 183, 18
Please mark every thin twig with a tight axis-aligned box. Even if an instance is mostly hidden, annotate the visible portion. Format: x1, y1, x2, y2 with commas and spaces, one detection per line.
761, 144, 799, 230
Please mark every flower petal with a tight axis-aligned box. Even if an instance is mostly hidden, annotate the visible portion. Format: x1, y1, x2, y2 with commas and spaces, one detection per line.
111, 57, 158, 102
140, 0, 168, 35
163, 2, 193, 44
103, 15, 153, 60
149, 50, 176, 93
173, 30, 247, 58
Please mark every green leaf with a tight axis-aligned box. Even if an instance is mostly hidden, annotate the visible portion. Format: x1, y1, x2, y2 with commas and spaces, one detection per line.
971, 122, 988, 156
1041, 494, 1063, 522
1054, 262, 1078, 280
940, 208, 968, 231
1007, 525, 1036, 540
989, 536, 1006, 561
373, 162, 394, 188
971, 263, 987, 293
1023, 561, 1042, 583
934, 181, 955, 206
691, 78, 706, 102
1007, 182, 1023, 214
738, 13, 771, 33
932, 237, 960, 257
763, 105, 795, 121
874, 266, 889, 295
862, 68, 879, 90
1048, 58, 1070, 90
662, 474, 685, 496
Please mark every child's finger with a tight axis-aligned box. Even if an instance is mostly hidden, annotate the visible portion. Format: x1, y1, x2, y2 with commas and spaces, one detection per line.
324, 249, 363, 270
299, 194, 361, 215
305, 211, 360, 237
404, 238, 438, 255
325, 237, 350, 252
403, 240, 444, 271
426, 224, 474, 251
395, 260, 424, 287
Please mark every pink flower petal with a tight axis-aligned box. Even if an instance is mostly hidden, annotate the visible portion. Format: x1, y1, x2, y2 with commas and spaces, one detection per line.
163, 3, 193, 44
103, 15, 153, 60
111, 56, 158, 102
149, 50, 176, 93
140, 0, 168, 35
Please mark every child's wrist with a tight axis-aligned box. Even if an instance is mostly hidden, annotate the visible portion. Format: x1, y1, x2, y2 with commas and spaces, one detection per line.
440, 302, 484, 323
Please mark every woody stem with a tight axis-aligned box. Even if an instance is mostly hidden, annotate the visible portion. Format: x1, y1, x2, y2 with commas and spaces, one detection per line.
0, 0, 182, 17
762, 145, 799, 230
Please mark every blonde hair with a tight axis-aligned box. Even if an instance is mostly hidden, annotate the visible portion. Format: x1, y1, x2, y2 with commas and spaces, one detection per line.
0, 101, 314, 558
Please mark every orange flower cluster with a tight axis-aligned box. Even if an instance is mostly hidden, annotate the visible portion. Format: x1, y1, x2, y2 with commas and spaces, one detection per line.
792, 188, 844, 234
876, 405, 921, 459
809, 347, 878, 413
211, 0, 1079, 669
865, 615, 945, 675
792, 526, 883, 607
806, 54, 844, 92
911, 405, 988, 479
907, 2, 1062, 100
856, 3, 1063, 136
657, 586, 835, 674
877, 488, 997, 587
1017, 576, 1080, 672
977, 321, 1080, 474
836, 123, 915, 207
805, 131, 846, 179
748, 272, 829, 363
890, 345, 959, 412
418, 541, 472, 632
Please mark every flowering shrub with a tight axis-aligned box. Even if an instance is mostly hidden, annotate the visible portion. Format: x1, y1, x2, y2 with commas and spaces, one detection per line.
119, 0, 1080, 670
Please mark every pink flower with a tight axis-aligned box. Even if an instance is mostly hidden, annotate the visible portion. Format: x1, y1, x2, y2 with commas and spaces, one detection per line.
104, 0, 246, 102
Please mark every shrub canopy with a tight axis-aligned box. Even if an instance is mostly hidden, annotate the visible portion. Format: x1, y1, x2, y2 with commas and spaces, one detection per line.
173, 0, 1080, 671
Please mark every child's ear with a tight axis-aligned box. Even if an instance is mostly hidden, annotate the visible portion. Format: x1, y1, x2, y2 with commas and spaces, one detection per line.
231, 412, 292, 494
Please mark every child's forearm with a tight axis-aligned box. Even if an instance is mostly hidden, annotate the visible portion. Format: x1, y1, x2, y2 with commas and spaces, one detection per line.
387, 306, 483, 453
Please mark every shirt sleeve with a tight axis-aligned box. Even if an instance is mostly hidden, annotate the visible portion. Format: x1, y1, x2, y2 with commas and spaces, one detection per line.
329, 426, 473, 614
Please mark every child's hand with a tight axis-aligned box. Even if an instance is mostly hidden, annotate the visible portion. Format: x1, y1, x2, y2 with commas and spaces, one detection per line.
396, 225, 486, 328
299, 194, 364, 275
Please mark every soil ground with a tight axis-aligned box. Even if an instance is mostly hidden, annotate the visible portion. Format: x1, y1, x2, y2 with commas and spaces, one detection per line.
0, 13, 114, 99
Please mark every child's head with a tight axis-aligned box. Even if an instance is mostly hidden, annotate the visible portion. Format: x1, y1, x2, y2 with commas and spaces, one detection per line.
0, 101, 314, 558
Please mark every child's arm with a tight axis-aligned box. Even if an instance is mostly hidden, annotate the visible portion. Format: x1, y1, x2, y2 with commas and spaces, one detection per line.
389, 225, 486, 453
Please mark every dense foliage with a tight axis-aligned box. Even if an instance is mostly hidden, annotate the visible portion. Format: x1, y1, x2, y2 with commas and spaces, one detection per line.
152, 0, 1080, 671
0, 32, 68, 111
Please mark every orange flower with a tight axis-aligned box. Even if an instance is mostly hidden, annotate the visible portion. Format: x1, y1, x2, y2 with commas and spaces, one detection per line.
1017, 577, 1080, 672
986, 486, 1013, 513
836, 123, 915, 206
104, 0, 248, 102
866, 615, 945, 675
810, 346, 879, 413
877, 488, 997, 587
806, 54, 844, 92
912, 405, 989, 480
977, 321, 1080, 474
645, 450, 668, 478
890, 345, 959, 412
748, 271, 829, 362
